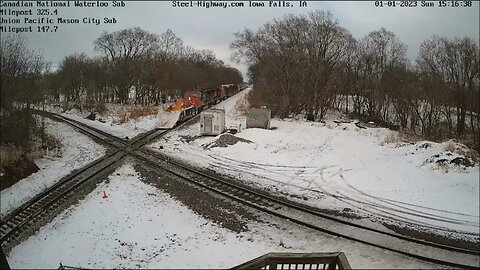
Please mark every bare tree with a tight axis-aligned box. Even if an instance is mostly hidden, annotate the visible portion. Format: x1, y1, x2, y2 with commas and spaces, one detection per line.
232, 11, 357, 119
358, 28, 408, 122
417, 36, 479, 140
304, 11, 352, 120
94, 27, 160, 103
1, 35, 47, 110
0, 35, 48, 153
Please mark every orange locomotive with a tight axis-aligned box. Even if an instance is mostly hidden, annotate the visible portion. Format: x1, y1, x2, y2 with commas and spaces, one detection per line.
166, 84, 244, 123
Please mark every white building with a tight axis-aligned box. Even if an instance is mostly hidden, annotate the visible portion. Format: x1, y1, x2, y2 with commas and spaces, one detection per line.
200, 109, 225, 136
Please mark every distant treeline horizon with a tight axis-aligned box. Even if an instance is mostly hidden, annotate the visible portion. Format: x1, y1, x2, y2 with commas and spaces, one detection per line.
231, 11, 479, 150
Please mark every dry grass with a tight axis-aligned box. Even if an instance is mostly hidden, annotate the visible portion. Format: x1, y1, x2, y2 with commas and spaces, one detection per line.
116, 112, 129, 124
129, 107, 158, 120
404, 133, 425, 143
234, 97, 249, 116
116, 106, 159, 124
443, 140, 479, 163
444, 141, 456, 152
384, 132, 402, 145
383, 131, 426, 146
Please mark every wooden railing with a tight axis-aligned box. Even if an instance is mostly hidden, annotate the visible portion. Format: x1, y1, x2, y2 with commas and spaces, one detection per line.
232, 252, 351, 270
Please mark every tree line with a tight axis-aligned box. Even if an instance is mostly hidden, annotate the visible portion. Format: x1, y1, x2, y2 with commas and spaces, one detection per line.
1, 35, 49, 153
51, 27, 243, 105
0, 27, 242, 163
231, 11, 479, 150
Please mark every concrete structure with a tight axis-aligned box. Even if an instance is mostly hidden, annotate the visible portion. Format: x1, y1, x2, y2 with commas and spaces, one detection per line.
200, 109, 225, 136
246, 108, 271, 129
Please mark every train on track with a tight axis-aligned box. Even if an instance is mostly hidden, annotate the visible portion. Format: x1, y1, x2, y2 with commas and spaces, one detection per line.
167, 83, 246, 123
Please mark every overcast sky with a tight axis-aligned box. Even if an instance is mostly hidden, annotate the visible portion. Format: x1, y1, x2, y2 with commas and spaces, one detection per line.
3, 0, 479, 78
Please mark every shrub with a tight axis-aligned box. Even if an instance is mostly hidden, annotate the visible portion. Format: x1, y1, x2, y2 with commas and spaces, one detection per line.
444, 141, 456, 152
116, 111, 129, 124
0, 144, 23, 173
234, 96, 249, 116
248, 88, 268, 109
95, 103, 107, 115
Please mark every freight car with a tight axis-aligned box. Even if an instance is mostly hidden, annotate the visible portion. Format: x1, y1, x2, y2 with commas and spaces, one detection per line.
200, 87, 222, 107
222, 84, 240, 97
167, 83, 245, 125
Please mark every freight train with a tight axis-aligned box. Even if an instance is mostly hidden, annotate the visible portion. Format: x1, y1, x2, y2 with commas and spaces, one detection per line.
167, 84, 246, 123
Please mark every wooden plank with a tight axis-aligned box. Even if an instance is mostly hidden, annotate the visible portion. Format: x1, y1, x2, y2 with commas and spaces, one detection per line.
327, 262, 336, 270
231, 253, 271, 269
232, 252, 348, 270
336, 253, 352, 270
268, 253, 339, 265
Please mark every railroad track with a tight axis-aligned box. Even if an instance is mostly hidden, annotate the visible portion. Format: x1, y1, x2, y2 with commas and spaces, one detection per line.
0, 150, 126, 247
38, 111, 480, 268
4, 109, 479, 268
0, 111, 172, 248
130, 148, 480, 269
201, 152, 480, 235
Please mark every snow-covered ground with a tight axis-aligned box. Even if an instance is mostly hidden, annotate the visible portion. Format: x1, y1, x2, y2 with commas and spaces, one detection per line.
0, 117, 105, 218
7, 164, 443, 269
149, 88, 480, 237
7, 91, 477, 268
42, 103, 180, 139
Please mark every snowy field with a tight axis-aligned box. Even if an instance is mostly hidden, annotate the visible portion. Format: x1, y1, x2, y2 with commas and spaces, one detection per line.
6, 90, 477, 268
149, 88, 480, 237
1, 117, 105, 218
7, 164, 442, 269
41, 103, 180, 139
